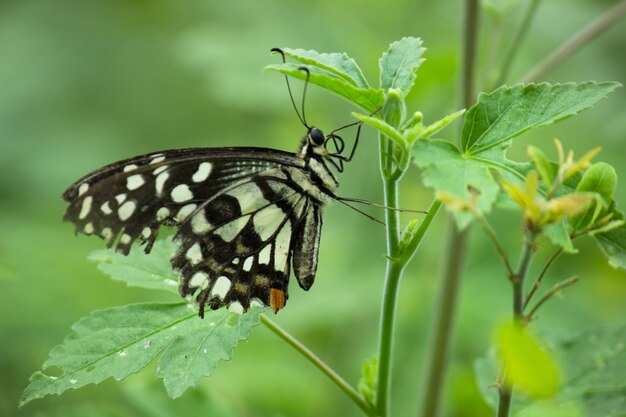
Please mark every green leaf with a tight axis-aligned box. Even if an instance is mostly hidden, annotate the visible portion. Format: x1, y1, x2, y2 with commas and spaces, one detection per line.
572, 163, 617, 230
413, 139, 502, 228
462, 82, 620, 155
352, 112, 406, 147
382, 88, 406, 128
497, 322, 561, 399
281, 48, 370, 88
265, 63, 384, 112
418, 109, 466, 140
21, 303, 260, 405
595, 209, 626, 270
379, 37, 426, 94
88, 238, 179, 294
543, 219, 576, 253
527, 146, 555, 188
358, 356, 378, 408
557, 325, 626, 416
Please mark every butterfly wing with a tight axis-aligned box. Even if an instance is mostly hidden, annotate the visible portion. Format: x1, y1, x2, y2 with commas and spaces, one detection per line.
172, 172, 312, 315
62, 147, 305, 255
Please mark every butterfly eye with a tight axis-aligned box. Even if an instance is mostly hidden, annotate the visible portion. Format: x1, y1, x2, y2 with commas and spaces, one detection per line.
309, 128, 325, 146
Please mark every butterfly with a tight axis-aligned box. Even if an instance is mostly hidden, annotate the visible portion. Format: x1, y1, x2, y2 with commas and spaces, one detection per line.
62, 50, 369, 317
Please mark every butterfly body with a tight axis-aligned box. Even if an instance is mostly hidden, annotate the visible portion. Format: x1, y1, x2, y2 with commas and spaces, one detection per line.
63, 127, 349, 316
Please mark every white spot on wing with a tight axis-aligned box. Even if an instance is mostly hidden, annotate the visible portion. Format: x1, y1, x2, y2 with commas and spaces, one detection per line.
150, 156, 165, 164
211, 276, 231, 299
243, 257, 254, 271
191, 210, 211, 234
258, 245, 271, 265
186, 243, 203, 265
171, 184, 193, 202
253, 204, 286, 241
215, 215, 249, 242
101, 227, 113, 241
189, 271, 209, 289
120, 233, 132, 244
84, 222, 94, 234
157, 207, 170, 221
274, 220, 291, 271
115, 193, 127, 204
192, 162, 212, 183
79, 196, 92, 219
226, 182, 270, 214
155, 172, 169, 195
126, 174, 145, 190
153, 165, 168, 175
124, 164, 138, 173
141, 227, 151, 238
78, 183, 89, 196
100, 201, 112, 215
175, 203, 197, 221
228, 302, 244, 314
118, 201, 136, 220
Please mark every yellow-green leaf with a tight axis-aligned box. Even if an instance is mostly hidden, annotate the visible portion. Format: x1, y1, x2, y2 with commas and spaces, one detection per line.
497, 323, 561, 399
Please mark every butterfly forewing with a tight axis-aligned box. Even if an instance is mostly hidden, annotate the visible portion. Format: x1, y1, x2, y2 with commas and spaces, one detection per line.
172, 174, 310, 314
62, 148, 305, 254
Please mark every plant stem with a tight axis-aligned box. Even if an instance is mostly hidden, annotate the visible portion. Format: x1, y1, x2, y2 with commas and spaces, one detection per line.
495, 0, 541, 86
524, 248, 563, 308
376, 173, 401, 417
260, 314, 374, 416
417, 1, 480, 416
522, 0, 626, 82
497, 234, 536, 417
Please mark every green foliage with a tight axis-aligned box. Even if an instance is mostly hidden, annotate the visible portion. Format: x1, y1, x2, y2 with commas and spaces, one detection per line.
379, 37, 425, 95
414, 82, 620, 228
88, 238, 179, 294
496, 323, 561, 399
21, 238, 262, 405
281, 48, 370, 88
358, 356, 378, 409
477, 325, 626, 416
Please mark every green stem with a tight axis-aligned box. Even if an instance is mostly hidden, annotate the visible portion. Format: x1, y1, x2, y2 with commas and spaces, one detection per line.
495, 0, 541, 86
497, 234, 536, 417
260, 315, 374, 416
376, 173, 401, 417
522, 0, 626, 82
417, 1, 480, 416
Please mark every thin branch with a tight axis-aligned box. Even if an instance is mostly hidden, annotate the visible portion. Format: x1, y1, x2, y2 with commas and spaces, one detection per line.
259, 315, 374, 416
522, 0, 626, 82
526, 276, 580, 319
476, 215, 515, 278
495, 0, 542, 86
524, 247, 563, 308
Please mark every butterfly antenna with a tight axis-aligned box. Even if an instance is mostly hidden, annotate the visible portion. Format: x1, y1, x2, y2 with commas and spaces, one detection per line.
337, 196, 428, 214
336, 199, 386, 226
271, 48, 309, 128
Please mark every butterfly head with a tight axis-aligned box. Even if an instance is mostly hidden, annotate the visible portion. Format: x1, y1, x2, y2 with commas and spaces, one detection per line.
303, 126, 346, 158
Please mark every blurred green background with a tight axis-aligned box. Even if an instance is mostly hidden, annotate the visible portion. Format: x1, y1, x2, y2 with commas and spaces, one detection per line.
1, 0, 625, 416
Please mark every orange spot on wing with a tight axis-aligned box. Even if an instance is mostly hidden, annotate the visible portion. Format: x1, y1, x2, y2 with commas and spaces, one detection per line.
270, 288, 286, 314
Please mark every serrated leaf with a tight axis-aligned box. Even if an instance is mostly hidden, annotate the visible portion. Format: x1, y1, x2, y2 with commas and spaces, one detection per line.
462, 82, 620, 155
414, 82, 620, 228
281, 48, 370, 88
21, 303, 260, 405
379, 37, 426, 94
88, 238, 179, 294
497, 323, 561, 399
265, 63, 384, 112
595, 209, 626, 270
543, 219, 576, 253
413, 139, 501, 228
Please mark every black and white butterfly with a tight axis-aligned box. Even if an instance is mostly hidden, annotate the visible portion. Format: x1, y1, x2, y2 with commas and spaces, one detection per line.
62, 50, 371, 317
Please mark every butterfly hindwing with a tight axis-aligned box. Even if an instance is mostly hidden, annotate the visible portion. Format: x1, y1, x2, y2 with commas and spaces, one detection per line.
62, 148, 305, 254
173, 173, 310, 314
292, 204, 322, 291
